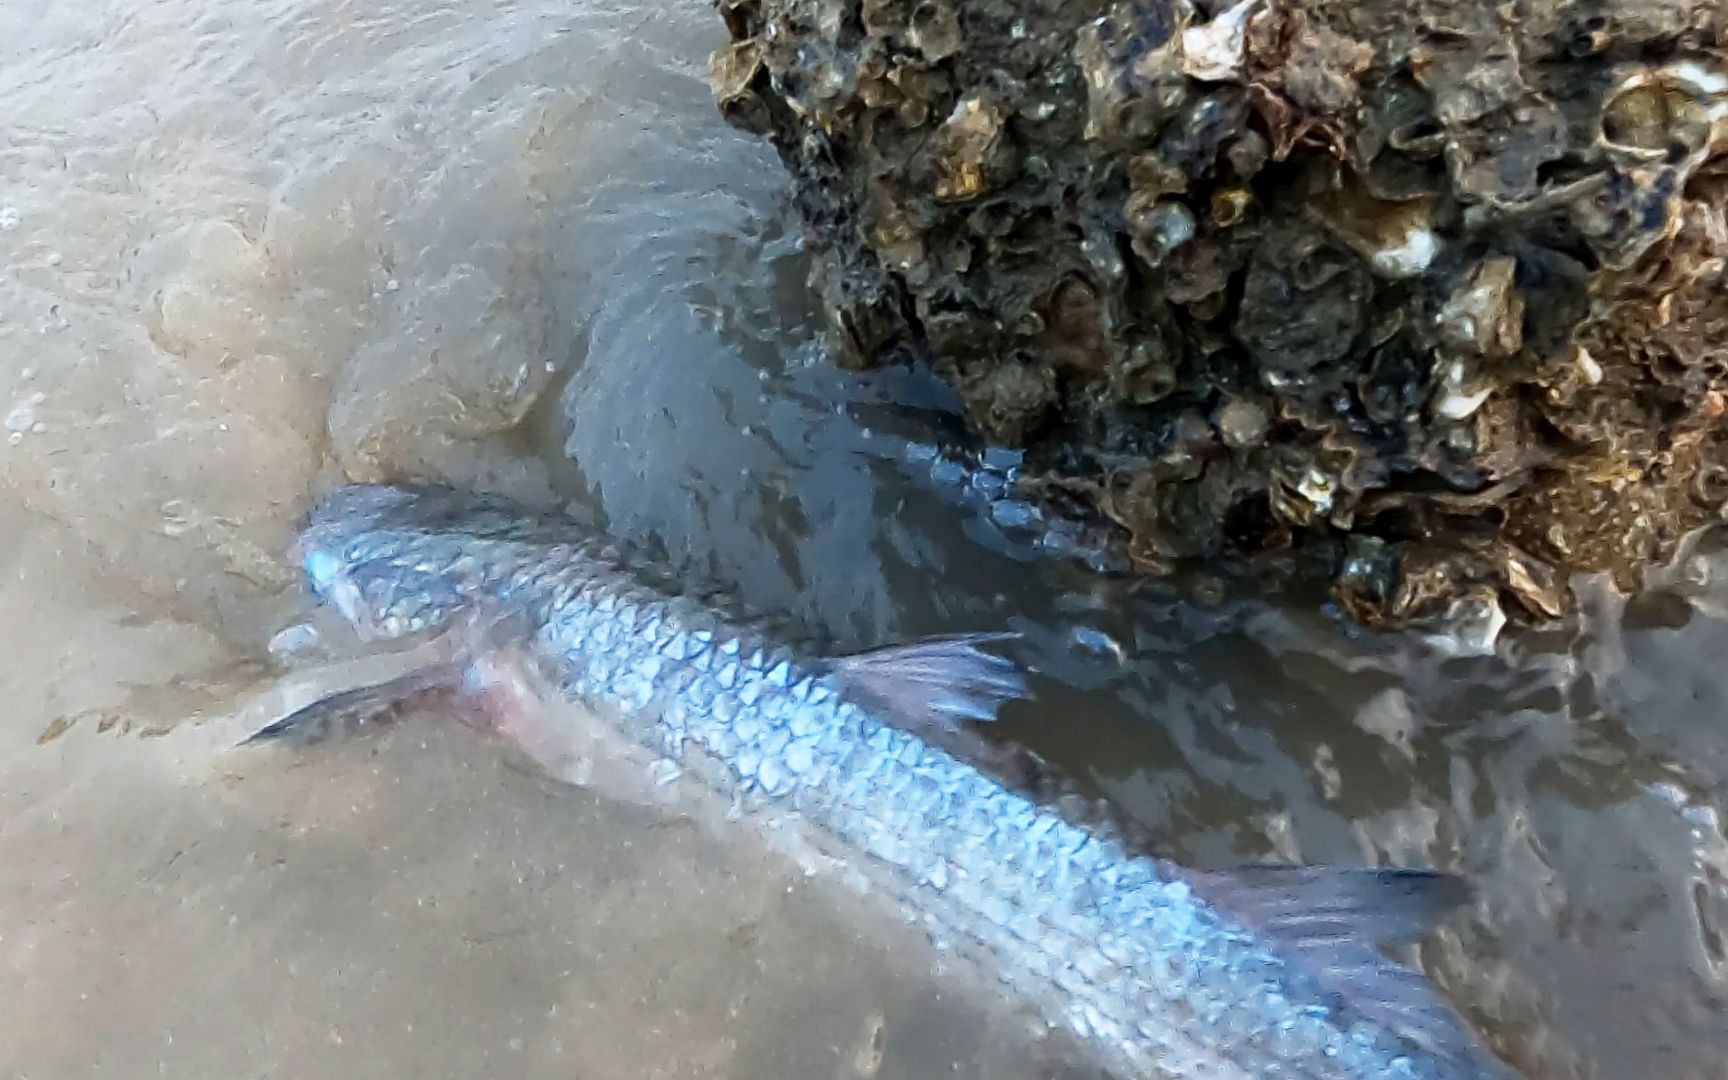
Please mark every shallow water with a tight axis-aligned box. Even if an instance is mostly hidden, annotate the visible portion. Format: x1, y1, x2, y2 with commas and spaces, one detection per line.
1, 2, 1724, 1077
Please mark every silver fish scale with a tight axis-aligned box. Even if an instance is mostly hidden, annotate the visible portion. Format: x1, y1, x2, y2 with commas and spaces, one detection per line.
298, 487, 1475, 1080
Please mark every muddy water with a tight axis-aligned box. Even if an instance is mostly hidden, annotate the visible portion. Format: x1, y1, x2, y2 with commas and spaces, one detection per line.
0, 2, 1723, 1078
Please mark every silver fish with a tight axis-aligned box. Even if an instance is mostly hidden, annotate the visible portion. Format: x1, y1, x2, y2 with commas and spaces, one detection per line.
262, 483, 1520, 1080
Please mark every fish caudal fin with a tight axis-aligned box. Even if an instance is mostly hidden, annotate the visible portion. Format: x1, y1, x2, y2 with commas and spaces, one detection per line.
1192, 865, 1471, 948
829, 632, 1030, 735
1192, 866, 1520, 1077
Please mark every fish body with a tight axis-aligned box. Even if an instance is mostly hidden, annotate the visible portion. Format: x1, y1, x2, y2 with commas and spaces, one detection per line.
288, 484, 1517, 1080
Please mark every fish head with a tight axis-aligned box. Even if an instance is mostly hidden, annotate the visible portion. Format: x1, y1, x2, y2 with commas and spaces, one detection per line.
294, 486, 427, 636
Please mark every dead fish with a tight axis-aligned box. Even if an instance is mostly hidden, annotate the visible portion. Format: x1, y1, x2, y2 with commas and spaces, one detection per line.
254, 483, 1520, 1079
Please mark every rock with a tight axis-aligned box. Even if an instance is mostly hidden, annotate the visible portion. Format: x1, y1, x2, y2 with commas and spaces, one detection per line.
711, 0, 1728, 627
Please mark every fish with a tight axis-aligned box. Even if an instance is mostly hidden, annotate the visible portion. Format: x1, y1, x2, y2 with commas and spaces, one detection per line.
257, 483, 1521, 1080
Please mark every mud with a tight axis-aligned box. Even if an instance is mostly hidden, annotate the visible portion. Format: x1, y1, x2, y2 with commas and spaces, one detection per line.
710, 0, 1728, 627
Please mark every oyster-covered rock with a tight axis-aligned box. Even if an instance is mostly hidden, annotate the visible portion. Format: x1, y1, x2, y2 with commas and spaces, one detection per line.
711, 0, 1728, 627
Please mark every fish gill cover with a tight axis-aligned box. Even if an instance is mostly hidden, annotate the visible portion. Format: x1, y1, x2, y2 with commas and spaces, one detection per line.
708, 0, 1728, 629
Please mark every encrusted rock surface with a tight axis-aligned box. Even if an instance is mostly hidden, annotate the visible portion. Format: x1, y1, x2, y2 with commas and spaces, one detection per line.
711, 0, 1728, 626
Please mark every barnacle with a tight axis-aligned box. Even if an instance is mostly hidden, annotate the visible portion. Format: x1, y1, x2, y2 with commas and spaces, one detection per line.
1075, 1, 1191, 146
930, 96, 1008, 200
708, 40, 770, 133
1437, 258, 1523, 359
1307, 175, 1439, 281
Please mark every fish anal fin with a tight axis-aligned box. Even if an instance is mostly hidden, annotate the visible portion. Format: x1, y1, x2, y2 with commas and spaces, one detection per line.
829, 632, 1029, 737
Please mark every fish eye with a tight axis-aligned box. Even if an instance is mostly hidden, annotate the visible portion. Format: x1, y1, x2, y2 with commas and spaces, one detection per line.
301, 547, 344, 604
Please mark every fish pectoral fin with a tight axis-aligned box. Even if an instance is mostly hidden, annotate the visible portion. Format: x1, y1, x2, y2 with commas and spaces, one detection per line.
828, 632, 1030, 736
1192, 866, 1516, 1076
239, 663, 464, 747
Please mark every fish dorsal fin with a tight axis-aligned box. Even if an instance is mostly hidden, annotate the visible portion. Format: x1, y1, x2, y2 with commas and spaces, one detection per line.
1190, 866, 1518, 1077
829, 639, 1161, 852
829, 632, 1029, 735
